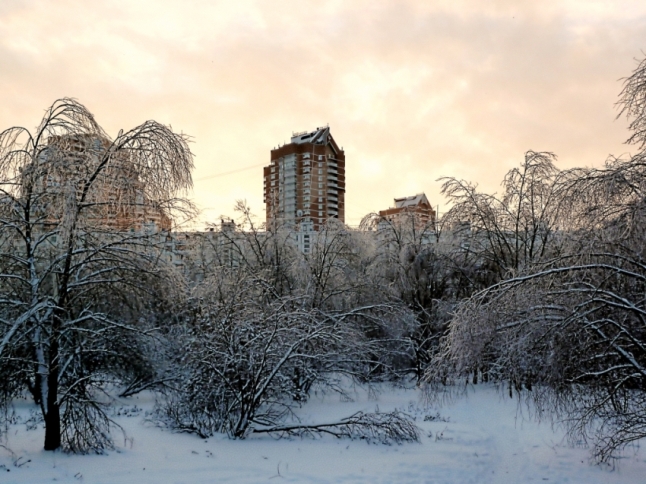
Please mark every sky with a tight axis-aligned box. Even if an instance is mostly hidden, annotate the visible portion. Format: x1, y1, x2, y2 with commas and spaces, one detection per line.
1, 0, 645, 227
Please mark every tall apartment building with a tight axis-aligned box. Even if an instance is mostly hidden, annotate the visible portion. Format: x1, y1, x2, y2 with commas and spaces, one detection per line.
263, 127, 345, 230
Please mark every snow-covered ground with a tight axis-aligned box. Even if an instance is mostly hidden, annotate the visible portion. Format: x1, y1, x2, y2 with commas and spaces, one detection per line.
2, 384, 646, 483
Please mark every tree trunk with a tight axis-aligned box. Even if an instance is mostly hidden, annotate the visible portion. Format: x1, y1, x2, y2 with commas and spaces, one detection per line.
44, 325, 61, 451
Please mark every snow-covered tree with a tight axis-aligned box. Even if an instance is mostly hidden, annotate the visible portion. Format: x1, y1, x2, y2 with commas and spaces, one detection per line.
425, 55, 646, 462
0, 99, 194, 452
439, 150, 568, 281
155, 269, 416, 441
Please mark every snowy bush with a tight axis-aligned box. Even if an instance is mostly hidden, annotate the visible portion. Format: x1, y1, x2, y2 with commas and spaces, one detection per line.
154, 269, 416, 440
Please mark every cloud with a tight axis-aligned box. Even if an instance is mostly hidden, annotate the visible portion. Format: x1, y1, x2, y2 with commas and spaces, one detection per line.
1, 0, 645, 224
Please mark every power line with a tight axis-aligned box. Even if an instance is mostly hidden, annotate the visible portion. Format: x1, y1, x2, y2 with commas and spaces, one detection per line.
195, 163, 265, 182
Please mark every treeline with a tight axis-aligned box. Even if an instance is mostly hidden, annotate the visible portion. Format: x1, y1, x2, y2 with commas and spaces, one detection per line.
152, 200, 468, 441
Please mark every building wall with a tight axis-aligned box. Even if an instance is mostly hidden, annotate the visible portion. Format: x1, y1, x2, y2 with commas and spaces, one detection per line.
264, 127, 345, 231
378, 194, 436, 231
26, 134, 171, 233
378, 205, 435, 228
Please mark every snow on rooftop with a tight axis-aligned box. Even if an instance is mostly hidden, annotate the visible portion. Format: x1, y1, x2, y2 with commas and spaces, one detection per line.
394, 193, 430, 209
290, 127, 330, 145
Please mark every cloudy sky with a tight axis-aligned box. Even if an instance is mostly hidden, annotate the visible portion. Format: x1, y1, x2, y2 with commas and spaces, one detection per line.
1, 0, 645, 226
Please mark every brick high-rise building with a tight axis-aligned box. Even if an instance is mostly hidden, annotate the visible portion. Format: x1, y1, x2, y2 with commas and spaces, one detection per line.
263, 127, 345, 230
378, 193, 436, 229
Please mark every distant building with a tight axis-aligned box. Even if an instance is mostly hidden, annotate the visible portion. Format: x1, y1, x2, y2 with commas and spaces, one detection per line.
22, 134, 171, 233
263, 127, 345, 231
378, 193, 436, 229
292, 218, 316, 254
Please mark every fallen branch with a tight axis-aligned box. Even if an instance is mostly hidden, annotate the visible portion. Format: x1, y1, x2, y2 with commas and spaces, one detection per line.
252, 410, 420, 444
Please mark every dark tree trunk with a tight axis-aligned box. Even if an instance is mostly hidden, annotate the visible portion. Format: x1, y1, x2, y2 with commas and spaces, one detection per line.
44, 321, 61, 451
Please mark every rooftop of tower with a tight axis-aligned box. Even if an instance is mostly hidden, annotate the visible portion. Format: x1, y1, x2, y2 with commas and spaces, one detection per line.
290, 126, 330, 145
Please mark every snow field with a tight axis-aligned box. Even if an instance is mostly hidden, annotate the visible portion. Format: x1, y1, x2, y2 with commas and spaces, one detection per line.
2, 384, 646, 483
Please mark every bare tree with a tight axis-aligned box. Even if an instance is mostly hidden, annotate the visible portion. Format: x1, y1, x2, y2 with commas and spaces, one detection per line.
0, 99, 194, 452
190, 201, 298, 295
156, 203, 419, 437
426, 241, 646, 461
618, 54, 646, 148
425, 54, 646, 462
155, 269, 417, 441
425, 169, 646, 460
440, 151, 567, 281
297, 218, 379, 310
360, 212, 457, 380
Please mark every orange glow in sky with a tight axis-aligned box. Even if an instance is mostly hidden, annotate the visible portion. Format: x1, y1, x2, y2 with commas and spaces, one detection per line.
1, 0, 645, 226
